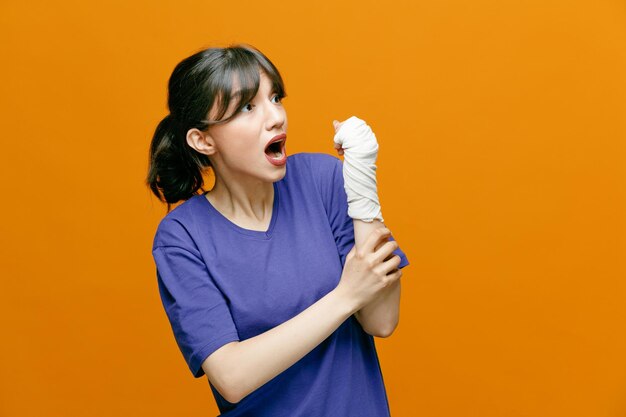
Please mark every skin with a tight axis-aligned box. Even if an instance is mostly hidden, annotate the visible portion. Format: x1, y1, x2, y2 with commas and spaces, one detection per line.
186, 70, 287, 231
184, 71, 403, 402
332, 119, 402, 337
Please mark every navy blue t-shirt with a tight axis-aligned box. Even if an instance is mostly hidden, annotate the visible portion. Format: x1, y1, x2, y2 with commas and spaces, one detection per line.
152, 152, 409, 416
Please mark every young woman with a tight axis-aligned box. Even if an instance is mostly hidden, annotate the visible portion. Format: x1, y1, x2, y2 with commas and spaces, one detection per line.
146, 44, 409, 416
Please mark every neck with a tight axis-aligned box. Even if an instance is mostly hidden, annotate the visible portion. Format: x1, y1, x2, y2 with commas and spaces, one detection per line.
208, 175, 274, 223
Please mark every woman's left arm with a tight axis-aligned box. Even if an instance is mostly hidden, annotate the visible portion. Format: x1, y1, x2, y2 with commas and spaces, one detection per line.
352, 218, 401, 338
332, 117, 404, 338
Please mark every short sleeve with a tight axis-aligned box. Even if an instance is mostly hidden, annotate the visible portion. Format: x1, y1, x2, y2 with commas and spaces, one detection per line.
153, 242, 240, 378
311, 153, 410, 270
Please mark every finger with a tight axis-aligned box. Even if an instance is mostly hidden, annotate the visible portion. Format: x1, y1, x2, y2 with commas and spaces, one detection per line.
361, 227, 392, 256
380, 268, 402, 287
381, 255, 402, 275
374, 235, 394, 252
389, 268, 402, 282
374, 240, 399, 264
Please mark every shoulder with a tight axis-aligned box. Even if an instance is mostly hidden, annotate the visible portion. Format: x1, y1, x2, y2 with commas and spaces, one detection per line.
286, 152, 342, 195
286, 153, 345, 208
287, 152, 341, 177
288, 151, 340, 165
152, 195, 204, 253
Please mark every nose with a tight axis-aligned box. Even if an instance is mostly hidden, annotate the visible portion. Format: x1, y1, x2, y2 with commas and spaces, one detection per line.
265, 97, 286, 131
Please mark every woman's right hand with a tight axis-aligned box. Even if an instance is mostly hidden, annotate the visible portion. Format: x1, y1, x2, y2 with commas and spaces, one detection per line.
335, 227, 403, 311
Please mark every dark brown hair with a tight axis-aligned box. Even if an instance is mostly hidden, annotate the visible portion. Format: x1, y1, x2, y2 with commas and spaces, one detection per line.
146, 43, 287, 212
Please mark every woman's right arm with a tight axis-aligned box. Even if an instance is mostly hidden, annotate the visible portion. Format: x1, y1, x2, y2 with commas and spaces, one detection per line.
204, 287, 357, 404
204, 227, 402, 404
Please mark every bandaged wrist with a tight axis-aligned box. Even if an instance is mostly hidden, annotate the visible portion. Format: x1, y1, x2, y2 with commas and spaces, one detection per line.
333, 116, 384, 223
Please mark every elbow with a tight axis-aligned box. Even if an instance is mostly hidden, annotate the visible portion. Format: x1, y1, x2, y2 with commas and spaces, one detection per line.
357, 313, 399, 338
216, 376, 237, 404
201, 342, 245, 404
223, 388, 242, 405
372, 320, 399, 338
374, 328, 394, 339
218, 367, 246, 404
212, 372, 243, 404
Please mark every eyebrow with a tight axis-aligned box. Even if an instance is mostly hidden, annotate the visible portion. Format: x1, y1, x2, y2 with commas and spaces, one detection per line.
231, 83, 276, 98
227, 85, 275, 104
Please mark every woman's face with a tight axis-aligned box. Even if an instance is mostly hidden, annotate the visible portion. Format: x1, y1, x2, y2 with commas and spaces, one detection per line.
204, 70, 288, 185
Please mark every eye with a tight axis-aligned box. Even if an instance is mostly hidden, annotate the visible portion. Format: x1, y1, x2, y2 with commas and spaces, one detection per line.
241, 103, 255, 113
240, 94, 284, 113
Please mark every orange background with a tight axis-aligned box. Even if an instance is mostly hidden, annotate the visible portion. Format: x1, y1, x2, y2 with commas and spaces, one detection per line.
1, 0, 625, 416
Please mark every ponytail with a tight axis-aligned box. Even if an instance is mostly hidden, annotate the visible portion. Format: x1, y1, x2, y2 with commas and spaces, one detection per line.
146, 114, 211, 213
145, 44, 287, 213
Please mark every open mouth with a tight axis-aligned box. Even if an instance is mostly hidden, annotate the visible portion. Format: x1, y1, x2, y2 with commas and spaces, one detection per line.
264, 140, 285, 159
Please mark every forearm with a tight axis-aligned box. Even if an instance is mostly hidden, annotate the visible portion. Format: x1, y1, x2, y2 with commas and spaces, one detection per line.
353, 218, 401, 337
333, 116, 401, 337
227, 288, 358, 403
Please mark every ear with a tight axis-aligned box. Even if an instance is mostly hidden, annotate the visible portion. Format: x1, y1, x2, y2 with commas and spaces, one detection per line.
186, 128, 217, 156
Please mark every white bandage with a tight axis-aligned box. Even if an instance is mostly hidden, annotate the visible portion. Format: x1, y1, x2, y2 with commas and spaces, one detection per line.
333, 116, 384, 223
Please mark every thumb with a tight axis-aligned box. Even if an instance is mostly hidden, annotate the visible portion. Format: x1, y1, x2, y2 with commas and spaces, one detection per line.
332, 120, 339, 129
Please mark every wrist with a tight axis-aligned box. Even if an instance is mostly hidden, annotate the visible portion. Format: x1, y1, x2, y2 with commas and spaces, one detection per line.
330, 287, 360, 317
